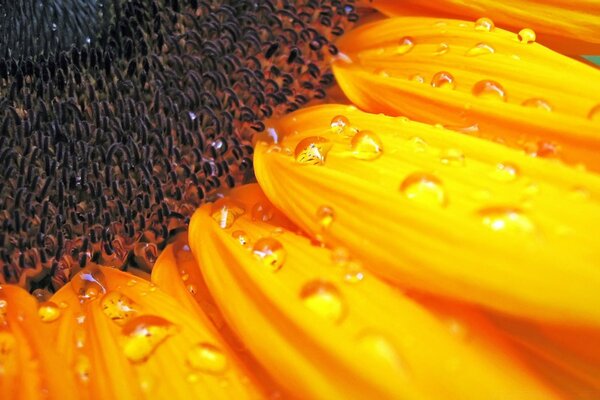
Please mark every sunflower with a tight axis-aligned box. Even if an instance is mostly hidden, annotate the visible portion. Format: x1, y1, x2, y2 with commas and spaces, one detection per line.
1, 1, 600, 399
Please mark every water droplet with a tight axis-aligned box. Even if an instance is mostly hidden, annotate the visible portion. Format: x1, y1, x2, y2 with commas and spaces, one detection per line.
522, 98, 552, 112
71, 264, 107, 302
440, 148, 465, 166
518, 28, 536, 44
187, 343, 228, 374
465, 42, 495, 57
58, 301, 69, 309
407, 136, 428, 153
490, 162, 520, 182
410, 74, 425, 83
126, 279, 138, 287
51, 23, 58, 32
121, 315, 176, 363
38, 301, 61, 323
358, 332, 407, 373
211, 201, 245, 229
32, 288, 52, 303
342, 261, 365, 284
434, 42, 449, 56
133, 242, 158, 270
300, 281, 345, 323
316, 206, 335, 229
472, 80, 506, 101
431, 71, 455, 89
587, 104, 600, 121
400, 173, 447, 207
252, 238, 286, 272
447, 319, 470, 340
351, 130, 383, 160
294, 136, 332, 165
479, 207, 535, 233
396, 36, 414, 55
474, 17, 495, 32
330, 115, 351, 135
74, 354, 91, 383
101, 291, 139, 326
251, 201, 274, 222
569, 186, 591, 201
187, 284, 198, 295
232, 230, 249, 246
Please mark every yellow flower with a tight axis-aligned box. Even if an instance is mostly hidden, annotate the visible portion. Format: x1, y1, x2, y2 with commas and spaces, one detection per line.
2, 3, 600, 400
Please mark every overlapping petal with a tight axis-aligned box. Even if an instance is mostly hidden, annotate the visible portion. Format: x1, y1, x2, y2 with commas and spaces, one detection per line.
188, 184, 560, 399
333, 17, 600, 171
254, 104, 600, 326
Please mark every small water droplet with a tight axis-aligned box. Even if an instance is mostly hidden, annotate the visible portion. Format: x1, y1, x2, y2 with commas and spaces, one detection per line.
465, 42, 495, 57
396, 36, 415, 55
232, 230, 249, 246
187, 284, 198, 295
472, 80, 506, 101
569, 186, 591, 201
407, 136, 428, 153
38, 301, 61, 322
71, 265, 107, 302
587, 104, 600, 121
447, 319, 470, 340
330, 115, 351, 135
400, 173, 447, 207
251, 202, 274, 222
342, 261, 365, 284
522, 98, 552, 112
126, 279, 138, 287
351, 130, 383, 160
434, 42, 449, 56
431, 71, 455, 89
58, 301, 69, 309
32, 288, 52, 303
518, 28, 536, 44
51, 23, 58, 32
479, 207, 535, 233
300, 281, 345, 323
211, 201, 245, 229
101, 291, 139, 326
121, 315, 176, 363
358, 332, 407, 373
187, 343, 228, 374
252, 238, 286, 272
294, 136, 332, 165
74, 354, 91, 383
440, 148, 465, 166
410, 74, 425, 83
316, 206, 335, 229
490, 162, 520, 182
474, 17, 495, 32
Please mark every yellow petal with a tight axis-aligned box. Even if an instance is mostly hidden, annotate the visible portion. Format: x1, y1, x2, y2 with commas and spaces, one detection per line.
254, 104, 600, 326
363, 0, 600, 51
188, 183, 559, 399
0, 285, 77, 400
333, 17, 600, 171
50, 265, 264, 400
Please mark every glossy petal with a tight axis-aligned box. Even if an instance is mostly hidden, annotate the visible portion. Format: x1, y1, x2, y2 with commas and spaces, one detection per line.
333, 17, 600, 171
188, 184, 559, 399
49, 266, 264, 400
254, 104, 600, 326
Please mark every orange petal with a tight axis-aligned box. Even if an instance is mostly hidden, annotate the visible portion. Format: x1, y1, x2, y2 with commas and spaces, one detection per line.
188, 183, 560, 399
49, 265, 264, 400
333, 17, 600, 171
0, 285, 77, 400
254, 104, 600, 326
362, 0, 600, 52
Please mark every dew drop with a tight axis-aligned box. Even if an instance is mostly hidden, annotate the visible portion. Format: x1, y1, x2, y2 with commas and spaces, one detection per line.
74, 354, 91, 383
410, 74, 425, 83
431, 71, 455, 89
396, 36, 415, 55
440, 148, 465, 166
479, 207, 535, 233
300, 281, 345, 323
71, 264, 107, 302
232, 230, 249, 246
587, 104, 600, 121
101, 291, 139, 326
187, 343, 228, 374
251, 201, 274, 222
474, 17, 495, 32
330, 115, 350, 135
358, 332, 407, 373
187, 284, 198, 296
400, 173, 447, 207
518, 28, 536, 44
472, 80, 506, 101
38, 301, 61, 323
351, 130, 383, 160
121, 315, 176, 363
252, 237, 286, 272
490, 162, 520, 182
342, 261, 365, 284
434, 42, 449, 56
407, 136, 428, 152
211, 202, 245, 229
465, 42, 495, 57
522, 98, 552, 112
294, 136, 332, 165
316, 206, 335, 229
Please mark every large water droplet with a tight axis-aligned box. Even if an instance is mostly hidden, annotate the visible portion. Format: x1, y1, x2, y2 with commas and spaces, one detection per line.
316, 206, 335, 229
522, 98, 552, 112
187, 343, 228, 374
474, 17, 495, 32
490, 162, 520, 182
518, 28, 536, 44
472, 80, 506, 101
121, 315, 176, 363
431, 71, 455, 89
294, 136, 332, 165
440, 148, 465, 166
38, 301, 61, 323
252, 238, 286, 272
465, 43, 495, 57
351, 130, 383, 160
71, 265, 107, 302
300, 281, 345, 323
211, 202, 245, 229
251, 201, 274, 222
400, 173, 447, 207
396, 36, 415, 55
101, 291, 139, 326
479, 207, 535, 233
